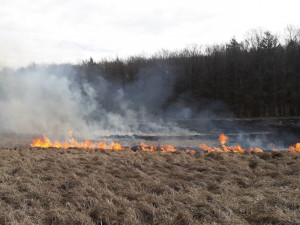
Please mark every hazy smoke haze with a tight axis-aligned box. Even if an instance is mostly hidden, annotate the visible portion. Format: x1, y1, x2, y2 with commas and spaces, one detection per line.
0, 63, 194, 139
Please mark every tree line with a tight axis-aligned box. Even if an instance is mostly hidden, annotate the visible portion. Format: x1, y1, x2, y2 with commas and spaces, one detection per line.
43, 26, 300, 117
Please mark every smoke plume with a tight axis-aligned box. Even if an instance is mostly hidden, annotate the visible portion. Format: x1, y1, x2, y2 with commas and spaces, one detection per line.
0, 62, 298, 150
0, 63, 192, 139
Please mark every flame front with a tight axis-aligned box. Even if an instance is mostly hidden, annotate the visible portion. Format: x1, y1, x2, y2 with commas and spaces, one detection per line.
30, 132, 124, 150
30, 131, 299, 153
199, 134, 263, 153
134, 142, 180, 152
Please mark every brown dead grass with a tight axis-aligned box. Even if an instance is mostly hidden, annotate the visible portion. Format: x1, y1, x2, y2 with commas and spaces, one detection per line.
0, 148, 299, 225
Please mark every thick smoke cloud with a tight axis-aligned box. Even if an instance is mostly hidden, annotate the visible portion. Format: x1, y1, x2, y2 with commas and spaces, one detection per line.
0, 65, 94, 138
0, 63, 191, 139
0, 62, 298, 149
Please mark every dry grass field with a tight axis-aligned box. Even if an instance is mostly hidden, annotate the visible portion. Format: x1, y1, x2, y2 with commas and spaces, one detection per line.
0, 147, 299, 225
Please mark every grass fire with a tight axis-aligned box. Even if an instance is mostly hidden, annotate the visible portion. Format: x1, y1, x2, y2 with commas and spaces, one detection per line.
1, 64, 300, 225
30, 131, 300, 154
0, 142, 299, 224
1, 23, 300, 224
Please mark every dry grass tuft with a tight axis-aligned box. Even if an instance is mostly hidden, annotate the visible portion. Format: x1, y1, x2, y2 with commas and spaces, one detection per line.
0, 148, 299, 224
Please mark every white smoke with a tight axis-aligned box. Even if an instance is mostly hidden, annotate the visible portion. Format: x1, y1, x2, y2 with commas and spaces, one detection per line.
0, 63, 191, 139
0, 65, 95, 138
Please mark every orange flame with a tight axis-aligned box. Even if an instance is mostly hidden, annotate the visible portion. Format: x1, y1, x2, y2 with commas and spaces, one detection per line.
139, 142, 157, 152
185, 149, 196, 153
199, 143, 223, 152
218, 133, 228, 145
134, 143, 181, 152
30, 131, 299, 154
289, 143, 300, 153
160, 145, 178, 152
249, 147, 263, 153
30, 131, 124, 150
199, 133, 263, 153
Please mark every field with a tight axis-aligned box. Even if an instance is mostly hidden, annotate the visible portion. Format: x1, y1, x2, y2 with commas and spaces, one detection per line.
0, 147, 299, 225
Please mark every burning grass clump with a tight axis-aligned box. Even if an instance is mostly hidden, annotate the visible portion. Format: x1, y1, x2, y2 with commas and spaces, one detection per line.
0, 147, 299, 224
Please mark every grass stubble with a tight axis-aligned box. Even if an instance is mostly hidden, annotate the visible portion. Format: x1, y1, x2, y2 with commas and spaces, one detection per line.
0, 147, 299, 225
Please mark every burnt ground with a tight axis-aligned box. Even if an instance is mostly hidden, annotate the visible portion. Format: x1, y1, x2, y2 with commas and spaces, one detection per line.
0, 117, 300, 149
0, 147, 299, 225
98, 117, 300, 150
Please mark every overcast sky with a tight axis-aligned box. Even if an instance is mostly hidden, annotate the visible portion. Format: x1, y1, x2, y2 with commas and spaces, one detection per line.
1, 0, 299, 68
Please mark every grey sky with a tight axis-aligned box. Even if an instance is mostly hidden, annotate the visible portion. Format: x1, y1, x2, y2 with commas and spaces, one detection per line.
1, 0, 299, 67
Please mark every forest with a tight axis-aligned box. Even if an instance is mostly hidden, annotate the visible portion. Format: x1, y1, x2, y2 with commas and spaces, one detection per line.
74, 27, 300, 118
3, 27, 300, 118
